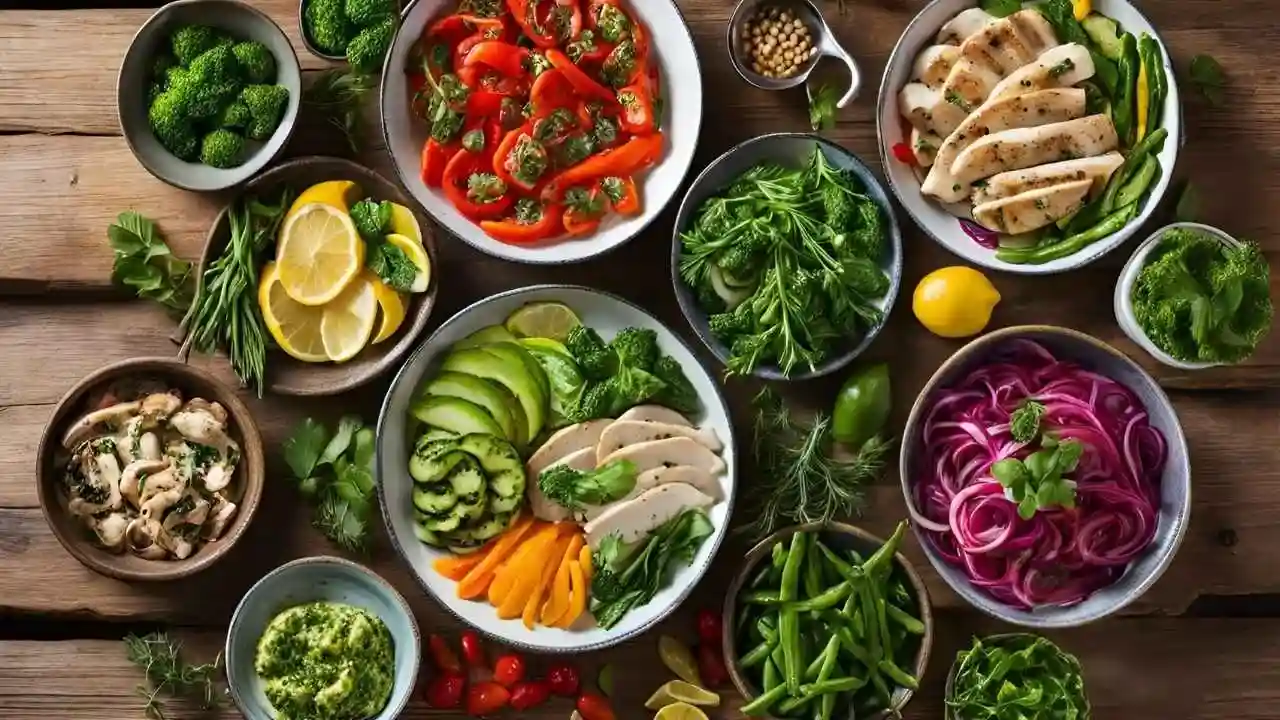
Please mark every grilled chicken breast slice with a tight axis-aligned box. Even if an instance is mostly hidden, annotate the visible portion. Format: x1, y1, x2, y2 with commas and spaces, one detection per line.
972, 178, 1094, 234
912, 128, 944, 166
596, 420, 721, 465
923, 88, 1086, 201
936, 7, 995, 45
584, 483, 715, 549
526, 419, 612, 477
973, 152, 1125, 205
617, 405, 693, 428
987, 44, 1096, 104
956, 10, 1056, 76
580, 465, 723, 522
913, 45, 962, 89
949, 114, 1119, 186
898, 82, 969, 138
599, 436, 727, 477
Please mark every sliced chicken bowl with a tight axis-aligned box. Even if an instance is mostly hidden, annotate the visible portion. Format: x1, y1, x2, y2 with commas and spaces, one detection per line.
882, 0, 1179, 270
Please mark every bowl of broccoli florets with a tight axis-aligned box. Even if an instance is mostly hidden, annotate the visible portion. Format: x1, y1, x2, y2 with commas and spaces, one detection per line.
300, 0, 399, 71
117, 0, 302, 191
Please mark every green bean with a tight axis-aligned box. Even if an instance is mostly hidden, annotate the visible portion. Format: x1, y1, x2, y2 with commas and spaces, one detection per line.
772, 540, 787, 570
873, 593, 892, 659
817, 543, 864, 585
742, 635, 780, 670
801, 677, 865, 697
757, 614, 778, 639
1138, 33, 1165, 135
1116, 154, 1161, 209
780, 609, 802, 694
877, 658, 919, 691
804, 538, 825, 600
1112, 33, 1139, 145
780, 532, 806, 602
743, 590, 783, 605
862, 521, 906, 580
996, 205, 1138, 265
857, 585, 881, 661
803, 635, 841, 681
783, 581, 851, 613
832, 625, 875, 668
884, 603, 923, 634
775, 693, 813, 716
1101, 127, 1168, 214
749, 560, 776, 590
763, 654, 782, 692
870, 671, 893, 707
770, 638, 787, 682
741, 684, 790, 716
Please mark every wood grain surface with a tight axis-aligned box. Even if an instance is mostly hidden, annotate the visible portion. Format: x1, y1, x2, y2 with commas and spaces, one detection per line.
1, 0, 1280, 718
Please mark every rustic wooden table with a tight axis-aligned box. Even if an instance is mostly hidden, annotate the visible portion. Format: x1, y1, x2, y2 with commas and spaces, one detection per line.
2, 0, 1279, 718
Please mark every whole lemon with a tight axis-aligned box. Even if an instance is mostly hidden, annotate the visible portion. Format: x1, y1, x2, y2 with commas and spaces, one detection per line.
913, 266, 1001, 338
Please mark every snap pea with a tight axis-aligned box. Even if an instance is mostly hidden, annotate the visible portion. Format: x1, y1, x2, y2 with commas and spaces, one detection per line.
1138, 33, 1166, 135
764, 654, 782, 692
877, 658, 918, 691
743, 590, 783, 605
996, 205, 1138, 265
886, 602, 925, 635
1112, 33, 1139, 145
1115, 154, 1161, 210
741, 684, 790, 716
742, 635, 781, 669
1097, 126, 1168, 217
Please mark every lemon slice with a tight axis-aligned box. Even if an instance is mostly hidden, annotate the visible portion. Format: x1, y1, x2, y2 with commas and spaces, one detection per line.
645, 681, 720, 711
320, 275, 379, 362
653, 702, 710, 720
658, 635, 703, 687
385, 233, 431, 293
388, 202, 423, 245
370, 278, 408, 345
287, 179, 361, 219
258, 262, 329, 362
504, 302, 582, 342
277, 202, 364, 306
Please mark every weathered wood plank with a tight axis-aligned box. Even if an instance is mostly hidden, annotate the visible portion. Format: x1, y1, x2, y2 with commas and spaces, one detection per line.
2, 616, 1279, 719
0, 3, 329, 135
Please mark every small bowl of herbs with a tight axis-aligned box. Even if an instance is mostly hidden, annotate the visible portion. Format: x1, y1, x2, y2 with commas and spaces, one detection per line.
1115, 222, 1274, 370
944, 633, 1090, 720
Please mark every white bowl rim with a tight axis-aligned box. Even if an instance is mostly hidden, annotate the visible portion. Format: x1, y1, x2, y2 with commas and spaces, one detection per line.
897, 324, 1192, 628
378, 0, 706, 266
874, 0, 1183, 275
1114, 221, 1241, 370
375, 283, 739, 652
224, 555, 421, 720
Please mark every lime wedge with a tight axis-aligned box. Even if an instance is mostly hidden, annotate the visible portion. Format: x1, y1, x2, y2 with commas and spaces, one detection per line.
653, 700, 712, 719
645, 680, 720, 711
504, 302, 582, 342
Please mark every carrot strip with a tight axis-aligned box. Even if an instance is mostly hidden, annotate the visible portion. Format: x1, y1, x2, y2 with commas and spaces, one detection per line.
525, 534, 584, 629
456, 516, 538, 599
497, 528, 563, 619
433, 545, 491, 581
541, 555, 572, 626
557, 560, 588, 628
578, 544, 593, 587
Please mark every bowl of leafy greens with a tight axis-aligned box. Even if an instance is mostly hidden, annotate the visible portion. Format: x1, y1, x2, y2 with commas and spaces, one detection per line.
672, 133, 903, 381
944, 633, 1090, 719
1115, 222, 1274, 370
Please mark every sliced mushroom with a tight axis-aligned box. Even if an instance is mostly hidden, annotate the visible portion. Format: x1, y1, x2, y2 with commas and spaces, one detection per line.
119, 458, 171, 507
92, 512, 130, 552
203, 495, 238, 541
66, 440, 124, 516
162, 492, 210, 533
157, 528, 195, 560
140, 391, 183, 422
140, 484, 182, 521
202, 463, 234, 493
170, 408, 240, 469
139, 432, 162, 461
61, 401, 140, 450
181, 398, 227, 425
125, 518, 168, 560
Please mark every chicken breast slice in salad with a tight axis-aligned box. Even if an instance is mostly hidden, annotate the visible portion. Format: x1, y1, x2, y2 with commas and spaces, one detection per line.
595, 420, 721, 465
973, 152, 1125, 205
986, 43, 1096, 104
599, 436, 727, 477
949, 114, 1119, 187
526, 419, 612, 477
972, 178, 1094, 235
579, 465, 723, 522
584, 482, 715, 549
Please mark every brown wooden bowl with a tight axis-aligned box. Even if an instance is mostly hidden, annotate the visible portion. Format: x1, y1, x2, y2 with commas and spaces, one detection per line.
722, 521, 934, 719
197, 155, 440, 396
36, 357, 265, 582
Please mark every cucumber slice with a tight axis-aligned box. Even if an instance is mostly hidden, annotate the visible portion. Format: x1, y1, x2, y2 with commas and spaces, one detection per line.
413, 523, 444, 546
458, 433, 526, 500
419, 511, 463, 533
467, 513, 512, 542
489, 492, 522, 514
410, 449, 467, 486
413, 484, 457, 514
709, 265, 753, 310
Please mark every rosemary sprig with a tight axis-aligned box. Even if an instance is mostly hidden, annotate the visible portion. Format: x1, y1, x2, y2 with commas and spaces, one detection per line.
124, 632, 222, 720
740, 387, 892, 540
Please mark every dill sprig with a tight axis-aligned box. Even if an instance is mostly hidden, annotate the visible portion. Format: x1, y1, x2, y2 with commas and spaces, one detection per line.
740, 387, 892, 540
124, 632, 222, 720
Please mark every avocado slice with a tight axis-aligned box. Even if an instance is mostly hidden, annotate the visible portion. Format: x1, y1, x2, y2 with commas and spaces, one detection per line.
441, 347, 547, 440
456, 325, 517, 349
410, 395, 505, 439
423, 371, 525, 445
481, 342, 552, 405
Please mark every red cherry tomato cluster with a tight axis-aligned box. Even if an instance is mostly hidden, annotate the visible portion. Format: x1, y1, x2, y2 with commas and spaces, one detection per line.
695, 608, 729, 688
420, 633, 615, 718
407, 0, 665, 245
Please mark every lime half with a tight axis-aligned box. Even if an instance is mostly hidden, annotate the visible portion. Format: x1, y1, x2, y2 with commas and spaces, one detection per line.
504, 302, 582, 342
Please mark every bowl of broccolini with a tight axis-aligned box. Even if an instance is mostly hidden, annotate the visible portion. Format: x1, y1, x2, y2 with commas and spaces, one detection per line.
672, 133, 903, 381
117, 0, 302, 191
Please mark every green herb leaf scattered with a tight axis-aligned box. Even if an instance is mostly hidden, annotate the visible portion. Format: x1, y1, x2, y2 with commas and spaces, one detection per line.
807, 83, 838, 131
283, 416, 377, 552
1188, 54, 1226, 105
993, 434, 1081, 519
980, 0, 1022, 17
947, 635, 1089, 720
108, 212, 193, 313
124, 632, 222, 720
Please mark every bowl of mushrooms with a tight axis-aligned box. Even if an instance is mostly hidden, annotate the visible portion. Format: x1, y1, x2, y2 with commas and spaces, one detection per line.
37, 357, 265, 581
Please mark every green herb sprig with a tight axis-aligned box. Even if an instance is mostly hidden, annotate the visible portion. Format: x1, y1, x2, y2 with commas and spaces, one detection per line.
304, 69, 379, 152
947, 634, 1090, 719
283, 415, 377, 552
1008, 399, 1046, 444
991, 435, 1082, 520
1188, 54, 1225, 106
590, 507, 713, 629
108, 212, 193, 312
124, 632, 222, 720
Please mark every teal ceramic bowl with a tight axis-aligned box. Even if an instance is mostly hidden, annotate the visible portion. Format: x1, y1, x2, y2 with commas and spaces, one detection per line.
225, 557, 421, 720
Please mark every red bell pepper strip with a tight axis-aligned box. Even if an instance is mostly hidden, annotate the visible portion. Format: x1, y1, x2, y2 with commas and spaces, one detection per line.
462, 41, 531, 78
468, 89, 507, 117
529, 69, 577, 118
523, 0, 582, 47
601, 175, 639, 215
562, 210, 601, 236
547, 49, 617, 104
617, 81, 655, 135
630, 12, 650, 64
493, 124, 550, 192
562, 183, 608, 235
420, 138, 458, 187
891, 141, 917, 165
453, 34, 487, 72
505, 0, 553, 48
585, 0, 621, 30
479, 201, 563, 244
443, 148, 515, 220
542, 132, 662, 199
425, 14, 474, 46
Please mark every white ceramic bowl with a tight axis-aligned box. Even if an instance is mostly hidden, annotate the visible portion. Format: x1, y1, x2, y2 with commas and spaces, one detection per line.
1114, 221, 1241, 370
376, 285, 737, 652
876, 0, 1182, 274
380, 0, 704, 265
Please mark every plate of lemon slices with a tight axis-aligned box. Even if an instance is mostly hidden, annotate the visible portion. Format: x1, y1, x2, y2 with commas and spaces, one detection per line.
198, 156, 439, 396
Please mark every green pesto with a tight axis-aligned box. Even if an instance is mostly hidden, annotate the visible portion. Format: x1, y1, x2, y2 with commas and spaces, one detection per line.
255, 602, 395, 720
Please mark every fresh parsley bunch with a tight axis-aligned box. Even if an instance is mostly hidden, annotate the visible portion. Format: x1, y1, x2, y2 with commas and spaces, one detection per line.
350, 197, 419, 293
283, 415, 377, 552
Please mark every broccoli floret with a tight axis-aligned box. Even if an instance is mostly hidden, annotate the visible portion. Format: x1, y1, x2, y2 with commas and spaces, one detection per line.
218, 98, 251, 130
346, 17, 396, 74
179, 44, 243, 118
344, 0, 396, 26
350, 198, 392, 240
161, 65, 188, 91
537, 459, 637, 512
231, 41, 277, 84
651, 355, 700, 416
152, 52, 177, 80
170, 25, 222, 67
565, 326, 617, 382
707, 310, 752, 342
199, 129, 246, 168
608, 365, 666, 414
304, 0, 355, 55
572, 381, 618, 422
148, 91, 199, 161
841, 202, 886, 260
240, 84, 289, 141
147, 80, 165, 106
842, 256, 889, 299
609, 327, 659, 371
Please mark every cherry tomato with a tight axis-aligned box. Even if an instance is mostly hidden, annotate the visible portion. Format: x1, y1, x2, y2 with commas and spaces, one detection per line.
492, 653, 526, 687
576, 692, 616, 720
424, 672, 466, 708
465, 681, 511, 716
546, 662, 581, 696
697, 642, 729, 689
891, 141, 917, 165
697, 609, 723, 644
509, 680, 552, 710
460, 630, 487, 669
428, 634, 462, 674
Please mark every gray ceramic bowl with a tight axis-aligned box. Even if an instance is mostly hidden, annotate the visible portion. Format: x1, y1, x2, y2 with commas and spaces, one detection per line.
670, 133, 904, 381
117, 0, 303, 192
225, 557, 421, 720
899, 325, 1191, 627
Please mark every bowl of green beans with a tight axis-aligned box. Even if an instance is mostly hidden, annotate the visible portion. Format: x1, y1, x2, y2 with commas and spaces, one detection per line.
723, 520, 933, 719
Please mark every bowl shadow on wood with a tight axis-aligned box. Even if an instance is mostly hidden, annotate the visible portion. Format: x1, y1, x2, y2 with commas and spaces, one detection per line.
722, 521, 934, 720
196, 156, 439, 396
36, 357, 266, 583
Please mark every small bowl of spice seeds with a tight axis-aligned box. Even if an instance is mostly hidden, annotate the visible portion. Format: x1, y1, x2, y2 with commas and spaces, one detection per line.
726, 0, 863, 108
